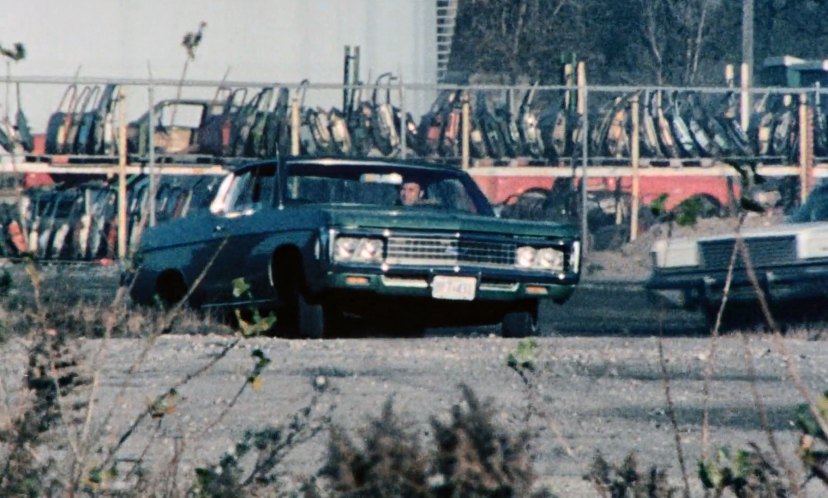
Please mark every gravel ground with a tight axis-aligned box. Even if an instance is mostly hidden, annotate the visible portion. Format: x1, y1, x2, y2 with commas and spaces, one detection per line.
3, 213, 826, 496
2, 332, 828, 496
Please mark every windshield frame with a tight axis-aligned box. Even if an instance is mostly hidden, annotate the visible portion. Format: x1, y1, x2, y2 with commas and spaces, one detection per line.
281, 160, 496, 216
788, 184, 828, 223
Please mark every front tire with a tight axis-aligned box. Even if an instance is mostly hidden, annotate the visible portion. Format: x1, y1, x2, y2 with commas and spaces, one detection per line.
501, 301, 539, 338
297, 292, 327, 339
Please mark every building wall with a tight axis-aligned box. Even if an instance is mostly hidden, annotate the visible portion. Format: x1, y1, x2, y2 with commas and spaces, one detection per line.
0, 0, 438, 130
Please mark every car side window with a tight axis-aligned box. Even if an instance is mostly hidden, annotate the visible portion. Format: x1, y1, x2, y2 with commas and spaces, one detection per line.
225, 166, 276, 215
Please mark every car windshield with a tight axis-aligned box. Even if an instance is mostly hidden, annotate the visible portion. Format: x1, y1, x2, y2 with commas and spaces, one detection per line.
788, 185, 828, 223
284, 162, 494, 216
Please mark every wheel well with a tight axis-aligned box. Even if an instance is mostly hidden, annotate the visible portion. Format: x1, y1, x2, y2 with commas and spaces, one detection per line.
156, 269, 187, 306
271, 245, 304, 301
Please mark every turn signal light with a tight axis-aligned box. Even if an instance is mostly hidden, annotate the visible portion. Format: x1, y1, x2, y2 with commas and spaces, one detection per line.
345, 275, 370, 286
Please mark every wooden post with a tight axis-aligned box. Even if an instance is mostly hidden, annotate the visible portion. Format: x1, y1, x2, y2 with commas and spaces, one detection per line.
740, 62, 751, 132
630, 95, 640, 242
148, 74, 157, 227
576, 62, 586, 116
799, 93, 812, 203
291, 96, 300, 155
577, 61, 588, 254
461, 91, 470, 170
725, 64, 735, 88
117, 89, 127, 260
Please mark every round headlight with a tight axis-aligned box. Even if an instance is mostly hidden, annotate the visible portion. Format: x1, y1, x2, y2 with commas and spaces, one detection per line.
537, 248, 563, 270
335, 237, 358, 260
356, 238, 383, 262
515, 246, 536, 267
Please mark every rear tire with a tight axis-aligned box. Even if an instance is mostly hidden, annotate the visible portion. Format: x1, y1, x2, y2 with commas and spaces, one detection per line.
501, 301, 539, 338
156, 271, 188, 309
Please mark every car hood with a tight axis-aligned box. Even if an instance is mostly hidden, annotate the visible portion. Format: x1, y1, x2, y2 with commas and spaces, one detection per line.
319, 205, 578, 239
657, 220, 828, 247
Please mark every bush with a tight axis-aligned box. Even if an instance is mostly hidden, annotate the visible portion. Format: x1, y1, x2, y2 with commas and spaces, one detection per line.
585, 451, 678, 498
319, 385, 550, 498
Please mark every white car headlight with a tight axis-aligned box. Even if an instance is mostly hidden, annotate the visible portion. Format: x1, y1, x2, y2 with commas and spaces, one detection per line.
651, 239, 699, 268
797, 228, 828, 259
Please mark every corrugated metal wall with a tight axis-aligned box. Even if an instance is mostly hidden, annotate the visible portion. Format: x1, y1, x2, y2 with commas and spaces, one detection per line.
0, 0, 441, 129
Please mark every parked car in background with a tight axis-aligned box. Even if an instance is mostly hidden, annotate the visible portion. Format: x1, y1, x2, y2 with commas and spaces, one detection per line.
129, 157, 581, 337
647, 182, 828, 325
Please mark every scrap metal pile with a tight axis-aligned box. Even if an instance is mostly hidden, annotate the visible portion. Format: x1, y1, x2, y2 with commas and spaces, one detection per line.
14, 78, 823, 166
0, 175, 221, 260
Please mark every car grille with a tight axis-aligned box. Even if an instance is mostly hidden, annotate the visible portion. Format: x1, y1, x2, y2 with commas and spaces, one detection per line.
699, 235, 797, 270
386, 236, 517, 268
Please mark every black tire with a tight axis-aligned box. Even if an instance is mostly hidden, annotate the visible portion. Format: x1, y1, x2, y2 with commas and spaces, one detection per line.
156, 271, 188, 309
501, 301, 539, 338
297, 292, 326, 339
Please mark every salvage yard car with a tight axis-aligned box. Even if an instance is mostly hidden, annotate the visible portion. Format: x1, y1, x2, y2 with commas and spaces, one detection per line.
647, 183, 828, 325
129, 157, 581, 337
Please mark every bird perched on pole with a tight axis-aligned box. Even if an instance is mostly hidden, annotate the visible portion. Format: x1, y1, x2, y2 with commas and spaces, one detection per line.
0, 42, 25, 62
182, 22, 207, 60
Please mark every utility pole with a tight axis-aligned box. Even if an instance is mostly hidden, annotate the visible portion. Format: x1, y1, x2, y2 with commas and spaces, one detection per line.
741, 0, 754, 131
742, 0, 754, 75
742, 0, 754, 93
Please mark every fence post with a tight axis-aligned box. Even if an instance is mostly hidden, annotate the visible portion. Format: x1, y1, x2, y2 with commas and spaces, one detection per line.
799, 93, 812, 203
725, 64, 735, 88
291, 95, 300, 156
630, 94, 640, 242
398, 75, 407, 159
461, 91, 470, 170
117, 89, 127, 261
148, 72, 157, 227
740, 62, 751, 132
577, 61, 589, 253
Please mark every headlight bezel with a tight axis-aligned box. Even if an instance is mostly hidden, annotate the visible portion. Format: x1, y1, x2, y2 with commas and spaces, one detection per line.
514, 244, 567, 272
333, 235, 386, 263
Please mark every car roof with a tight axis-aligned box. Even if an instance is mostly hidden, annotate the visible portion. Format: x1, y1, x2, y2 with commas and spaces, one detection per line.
231, 156, 464, 175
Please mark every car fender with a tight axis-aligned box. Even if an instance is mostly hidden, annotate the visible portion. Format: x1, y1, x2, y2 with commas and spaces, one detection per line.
265, 228, 328, 297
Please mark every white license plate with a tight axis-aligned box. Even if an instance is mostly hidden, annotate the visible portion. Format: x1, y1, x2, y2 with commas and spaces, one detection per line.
431, 275, 477, 301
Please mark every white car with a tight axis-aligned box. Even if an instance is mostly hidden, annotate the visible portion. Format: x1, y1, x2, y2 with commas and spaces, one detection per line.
647, 184, 828, 323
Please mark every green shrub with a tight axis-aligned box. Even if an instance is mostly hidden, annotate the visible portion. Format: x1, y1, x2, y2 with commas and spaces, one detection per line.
585, 451, 678, 498
319, 385, 549, 498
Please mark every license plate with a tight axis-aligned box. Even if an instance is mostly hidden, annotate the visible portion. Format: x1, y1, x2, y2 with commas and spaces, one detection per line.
431, 275, 477, 301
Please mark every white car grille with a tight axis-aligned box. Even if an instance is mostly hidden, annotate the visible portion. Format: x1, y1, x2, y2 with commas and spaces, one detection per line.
699, 235, 797, 270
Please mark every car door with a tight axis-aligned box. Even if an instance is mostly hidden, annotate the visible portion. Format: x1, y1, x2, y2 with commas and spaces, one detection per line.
206, 163, 279, 305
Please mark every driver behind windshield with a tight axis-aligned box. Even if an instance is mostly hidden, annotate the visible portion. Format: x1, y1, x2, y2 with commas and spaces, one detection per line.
398, 180, 424, 206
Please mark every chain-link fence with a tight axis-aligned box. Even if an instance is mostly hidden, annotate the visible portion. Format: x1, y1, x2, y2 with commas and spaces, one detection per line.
0, 75, 823, 259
